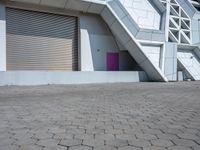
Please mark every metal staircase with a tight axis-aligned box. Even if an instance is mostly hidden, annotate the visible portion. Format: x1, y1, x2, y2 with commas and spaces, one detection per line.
100, 0, 168, 81
68, 0, 168, 81
177, 46, 200, 80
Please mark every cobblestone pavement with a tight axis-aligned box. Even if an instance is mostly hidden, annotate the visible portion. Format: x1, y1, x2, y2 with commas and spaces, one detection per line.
0, 82, 200, 150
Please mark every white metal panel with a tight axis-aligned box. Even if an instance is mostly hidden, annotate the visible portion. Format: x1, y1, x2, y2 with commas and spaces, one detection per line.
142, 45, 161, 68
119, 0, 161, 30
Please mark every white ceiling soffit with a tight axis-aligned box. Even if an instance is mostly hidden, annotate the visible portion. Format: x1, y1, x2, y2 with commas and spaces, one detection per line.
9, 0, 41, 5
9, 0, 106, 14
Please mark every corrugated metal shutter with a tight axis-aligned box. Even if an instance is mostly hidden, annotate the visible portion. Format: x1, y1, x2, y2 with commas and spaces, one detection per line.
6, 8, 78, 71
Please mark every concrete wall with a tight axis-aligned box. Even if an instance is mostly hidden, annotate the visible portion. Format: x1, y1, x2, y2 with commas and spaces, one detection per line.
0, 3, 6, 71
79, 14, 138, 71
119, 0, 161, 30
0, 71, 148, 86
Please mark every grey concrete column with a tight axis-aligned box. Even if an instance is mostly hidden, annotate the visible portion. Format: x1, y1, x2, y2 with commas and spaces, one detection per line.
0, 3, 6, 71
164, 42, 177, 81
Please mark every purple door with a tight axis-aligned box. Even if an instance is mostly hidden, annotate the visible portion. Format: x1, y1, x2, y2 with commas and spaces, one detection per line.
107, 52, 119, 71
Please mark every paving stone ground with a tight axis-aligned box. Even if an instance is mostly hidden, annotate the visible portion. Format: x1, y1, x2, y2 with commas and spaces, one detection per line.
0, 81, 200, 150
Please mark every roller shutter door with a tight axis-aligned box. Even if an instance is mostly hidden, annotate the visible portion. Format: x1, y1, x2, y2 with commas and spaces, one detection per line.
6, 8, 78, 70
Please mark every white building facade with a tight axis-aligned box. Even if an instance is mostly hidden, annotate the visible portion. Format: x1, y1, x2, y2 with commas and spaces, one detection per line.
0, 0, 200, 85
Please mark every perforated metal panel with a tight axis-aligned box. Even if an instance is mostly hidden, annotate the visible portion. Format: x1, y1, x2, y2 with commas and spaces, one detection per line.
6, 8, 78, 70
